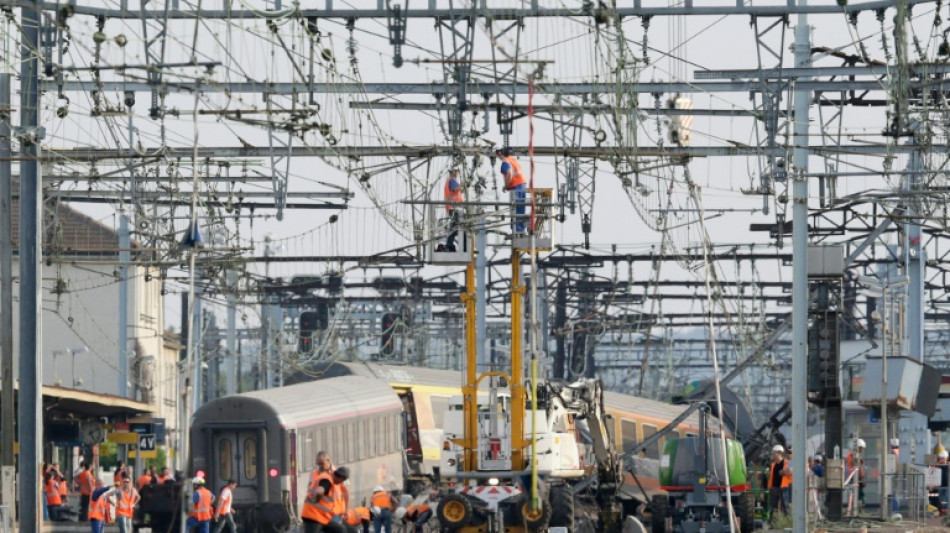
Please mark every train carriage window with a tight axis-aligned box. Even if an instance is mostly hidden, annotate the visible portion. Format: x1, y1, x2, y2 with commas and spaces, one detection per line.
642, 424, 659, 459
244, 438, 258, 480
218, 439, 233, 481
620, 419, 638, 453
348, 422, 357, 461
392, 413, 400, 453
430, 396, 449, 428
671, 430, 680, 440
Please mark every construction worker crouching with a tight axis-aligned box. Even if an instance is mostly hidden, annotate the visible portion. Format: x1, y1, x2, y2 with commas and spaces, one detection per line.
370, 485, 394, 533
402, 502, 433, 533
188, 477, 215, 533
302, 465, 349, 533
344, 506, 371, 533
767, 444, 791, 519
495, 147, 527, 235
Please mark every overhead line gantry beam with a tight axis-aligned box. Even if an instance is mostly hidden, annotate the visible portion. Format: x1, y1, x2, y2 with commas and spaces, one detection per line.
36, 0, 936, 19
37, 142, 930, 162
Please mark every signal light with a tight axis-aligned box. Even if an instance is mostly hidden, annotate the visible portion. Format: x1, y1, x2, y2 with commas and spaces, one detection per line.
269, 468, 279, 478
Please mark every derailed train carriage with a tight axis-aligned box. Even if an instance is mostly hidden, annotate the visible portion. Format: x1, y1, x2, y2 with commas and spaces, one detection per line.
189, 376, 405, 533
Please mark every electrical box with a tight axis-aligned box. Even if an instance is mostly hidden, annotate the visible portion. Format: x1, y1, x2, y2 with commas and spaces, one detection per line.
807, 245, 844, 278
825, 458, 845, 489
858, 356, 941, 416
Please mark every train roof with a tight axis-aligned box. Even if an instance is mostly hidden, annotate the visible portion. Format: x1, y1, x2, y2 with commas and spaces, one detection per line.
315, 361, 464, 389
605, 391, 723, 431
316, 361, 709, 428
198, 376, 402, 429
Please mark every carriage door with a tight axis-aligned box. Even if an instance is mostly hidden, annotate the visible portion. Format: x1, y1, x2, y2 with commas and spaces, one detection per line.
213, 430, 262, 504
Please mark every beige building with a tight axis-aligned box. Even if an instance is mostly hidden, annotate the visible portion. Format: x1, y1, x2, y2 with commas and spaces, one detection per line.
8, 200, 178, 456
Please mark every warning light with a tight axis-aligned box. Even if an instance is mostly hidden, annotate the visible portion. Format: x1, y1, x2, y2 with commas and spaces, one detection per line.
269, 468, 279, 478
195, 470, 205, 479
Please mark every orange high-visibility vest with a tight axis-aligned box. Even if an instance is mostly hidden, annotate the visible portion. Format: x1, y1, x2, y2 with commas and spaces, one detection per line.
115, 488, 137, 517
189, 488, 213, 521
767, 459, 792, 489
46, 479, 63, 506
444, 177, 463, 212
371, 491, 392, 509
344, 507, 370, 525
88, 495, 107, 521
216, 487, 233, 516
137, 474, 152, 490
301, 472, 334, 525
502, 156, 525, 189
77, 471, 95, 496
331, 480, 346, 515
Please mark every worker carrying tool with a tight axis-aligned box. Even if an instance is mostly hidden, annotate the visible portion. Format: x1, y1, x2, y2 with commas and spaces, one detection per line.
495, 147, 526, 234
438, 168, 463, 252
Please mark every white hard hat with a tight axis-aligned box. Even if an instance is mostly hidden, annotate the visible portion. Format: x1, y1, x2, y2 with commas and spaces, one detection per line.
855, 439, 866, 449
394, 507, 407, 520
814, 455, 823, 463
192, 477, 205, 485
772, 444, 785, 453
890, 438, 900, 447
939, 450, 949, 459
373, 485, 385, 493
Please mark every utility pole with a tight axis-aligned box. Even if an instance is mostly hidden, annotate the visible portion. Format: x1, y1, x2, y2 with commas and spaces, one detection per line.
18, 2, 43, 531
119, 211, 130, 397
791, 4, 811, 533
475, 226, 487, 371
0, 25, 15, 505
226, 267, 237, 396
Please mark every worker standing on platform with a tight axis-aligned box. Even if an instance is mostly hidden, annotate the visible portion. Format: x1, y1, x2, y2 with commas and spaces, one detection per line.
495, 147, 526, 234
88, 480, 111, 533
767, 444, 791, 519
846, 439, 866, 509
157, 467, 173, 483
439, 168, 464, 252
213, 479, 238, 533
113, 476, 140, 533
189, 477, 215, 533
137, 466, 156, 489
889, 438, 901, 515
76, 462, 95, 521
302, 467, 346, 533
45, 468, 64, 521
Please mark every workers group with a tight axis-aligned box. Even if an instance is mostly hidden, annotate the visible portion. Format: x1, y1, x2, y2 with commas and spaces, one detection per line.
437, 147, 528, 253
302, 451, 434, 533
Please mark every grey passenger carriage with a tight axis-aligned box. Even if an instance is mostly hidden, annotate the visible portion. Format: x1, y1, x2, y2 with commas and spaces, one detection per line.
190, 376, 406, 533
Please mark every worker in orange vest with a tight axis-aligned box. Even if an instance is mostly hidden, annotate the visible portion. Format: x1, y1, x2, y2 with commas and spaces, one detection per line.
188, 477, 215, 533
403, 502, 433, 533
45, 471, 64, 521
111, 476, 140, 533
438, 168, 464, 252
370, 485, 393, 533
76, 462, 96, 521
344, 506, 371, 533
213, 479, 238, 533
137, 466, 156, 490
767, 444, 791, 519
495, 147, 527, 234
88, 479, 111, 533
157, 467, 173, 484
302, 469, 346, 533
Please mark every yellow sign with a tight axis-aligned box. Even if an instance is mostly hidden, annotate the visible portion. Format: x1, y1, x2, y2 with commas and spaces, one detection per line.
107, 432, 140, 444
127, 449, 158, 459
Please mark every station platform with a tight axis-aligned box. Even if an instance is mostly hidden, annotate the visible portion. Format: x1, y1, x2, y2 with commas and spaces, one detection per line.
42, 525, 121, 533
